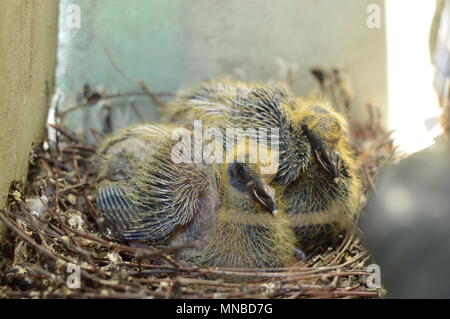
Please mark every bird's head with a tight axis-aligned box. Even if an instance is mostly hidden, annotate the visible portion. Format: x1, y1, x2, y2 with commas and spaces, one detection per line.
290, 99, 348, 182
203, 154, 295, 269
221, 140, 279, 215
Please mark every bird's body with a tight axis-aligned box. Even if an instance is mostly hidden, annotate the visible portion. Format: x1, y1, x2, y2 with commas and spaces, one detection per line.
94, 123, 296, 268
163, 79, 362, 253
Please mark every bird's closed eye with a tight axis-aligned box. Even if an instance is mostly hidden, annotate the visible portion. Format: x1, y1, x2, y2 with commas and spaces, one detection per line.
232, 163, 250, 182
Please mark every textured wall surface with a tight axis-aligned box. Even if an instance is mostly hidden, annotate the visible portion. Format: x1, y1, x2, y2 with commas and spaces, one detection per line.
57, 0, 387, 137
0, 0, 59, 242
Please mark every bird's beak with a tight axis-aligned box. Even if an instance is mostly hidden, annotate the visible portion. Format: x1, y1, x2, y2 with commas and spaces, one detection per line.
247, 181, 278, 215
315, 146, 341, 182
301, 124, 341, 182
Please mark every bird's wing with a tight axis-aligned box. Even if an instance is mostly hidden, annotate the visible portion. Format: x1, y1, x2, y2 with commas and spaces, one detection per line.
119, 136, 217, 243
95, 123, 216, 243
96, 183, 143, 235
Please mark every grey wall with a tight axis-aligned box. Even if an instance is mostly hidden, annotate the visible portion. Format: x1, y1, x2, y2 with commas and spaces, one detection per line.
57, 0, 387, 137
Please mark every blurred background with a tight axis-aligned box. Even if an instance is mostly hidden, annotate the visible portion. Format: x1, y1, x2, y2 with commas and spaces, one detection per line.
54, 0, 443, 153
55, 0, 389, 141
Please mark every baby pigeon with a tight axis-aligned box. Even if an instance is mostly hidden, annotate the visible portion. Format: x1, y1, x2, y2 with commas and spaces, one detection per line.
163, 80, 362, 253
95, 123, 296, 268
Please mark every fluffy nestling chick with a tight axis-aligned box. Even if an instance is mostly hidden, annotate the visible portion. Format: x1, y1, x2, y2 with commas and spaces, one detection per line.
279, 96, 361, 252
94, 124, 296, 268
163, 80, 362, 253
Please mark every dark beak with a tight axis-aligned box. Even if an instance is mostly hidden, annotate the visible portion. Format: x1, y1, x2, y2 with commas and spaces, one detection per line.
247, 181, 278, 215
315, 146, 341, 182
301, 125, 341, 182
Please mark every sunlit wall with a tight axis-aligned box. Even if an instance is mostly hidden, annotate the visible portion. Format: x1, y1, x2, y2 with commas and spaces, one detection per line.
386, 0, 443, 154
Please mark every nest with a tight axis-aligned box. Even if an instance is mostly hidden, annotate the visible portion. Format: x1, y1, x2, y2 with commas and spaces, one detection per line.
0, 74, 399, 299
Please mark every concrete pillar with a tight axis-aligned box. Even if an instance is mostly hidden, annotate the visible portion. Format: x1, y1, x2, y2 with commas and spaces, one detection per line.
0, 0, 59, 243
